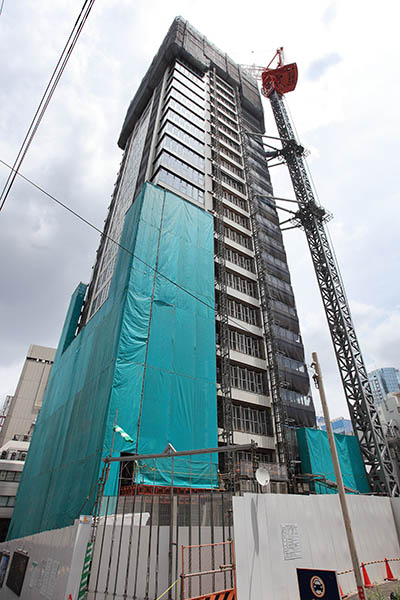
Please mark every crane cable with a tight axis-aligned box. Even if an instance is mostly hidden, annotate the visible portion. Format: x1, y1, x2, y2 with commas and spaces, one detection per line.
0, 0, 97, 212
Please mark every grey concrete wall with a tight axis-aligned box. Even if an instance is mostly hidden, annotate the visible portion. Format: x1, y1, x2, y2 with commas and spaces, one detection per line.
233, 493, 400, 600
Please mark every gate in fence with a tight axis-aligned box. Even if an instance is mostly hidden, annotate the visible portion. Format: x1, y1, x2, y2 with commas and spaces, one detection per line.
84, 444, 253, 600
181, 540, 236, 600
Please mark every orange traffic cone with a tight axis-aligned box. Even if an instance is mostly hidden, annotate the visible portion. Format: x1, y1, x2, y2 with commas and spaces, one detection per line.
361, 563, 373, 588
385, 558, 396, 581
339, 584, 347, 598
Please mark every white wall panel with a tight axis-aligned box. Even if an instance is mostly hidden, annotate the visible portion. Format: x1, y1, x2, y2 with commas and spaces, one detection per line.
233, 493, 400, 600
0, 517, 90, 599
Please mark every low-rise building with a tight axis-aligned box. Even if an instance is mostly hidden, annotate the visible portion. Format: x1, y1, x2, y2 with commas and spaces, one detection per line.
0, 345, 55, 448
0, 438, 29, 541
0, 344, 55, 540
316, 415, 353, 435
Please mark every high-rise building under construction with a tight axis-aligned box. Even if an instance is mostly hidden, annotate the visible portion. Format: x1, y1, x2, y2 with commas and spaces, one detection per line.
9, 18, 315, 540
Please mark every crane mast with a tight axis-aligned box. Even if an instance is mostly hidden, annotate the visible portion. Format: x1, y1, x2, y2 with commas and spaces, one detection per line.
260, 55, 398, 496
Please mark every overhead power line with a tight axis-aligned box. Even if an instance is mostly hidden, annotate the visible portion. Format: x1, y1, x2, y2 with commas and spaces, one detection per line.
0, 157, 263, 339
0, 0, 97, 212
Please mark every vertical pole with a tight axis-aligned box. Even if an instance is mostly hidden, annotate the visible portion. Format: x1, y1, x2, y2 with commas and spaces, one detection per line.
181, 544, 185, 600
168, 457, 175, 599
311, 352, 366, 600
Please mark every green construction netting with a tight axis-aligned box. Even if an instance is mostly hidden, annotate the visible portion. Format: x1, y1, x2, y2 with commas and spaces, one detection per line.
9, 183, 217, 539
296, 427, 370, 494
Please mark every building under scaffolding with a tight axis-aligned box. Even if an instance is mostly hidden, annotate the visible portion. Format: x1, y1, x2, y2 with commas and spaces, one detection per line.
9, 17, 316, 541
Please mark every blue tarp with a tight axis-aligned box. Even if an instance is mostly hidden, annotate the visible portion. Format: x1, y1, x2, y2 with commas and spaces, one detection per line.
297, 427, 370, 494
9, 183, 218, 539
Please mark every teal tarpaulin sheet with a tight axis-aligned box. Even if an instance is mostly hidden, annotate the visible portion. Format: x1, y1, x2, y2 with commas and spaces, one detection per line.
9, 183, 217, 539
297, 427, 370, 494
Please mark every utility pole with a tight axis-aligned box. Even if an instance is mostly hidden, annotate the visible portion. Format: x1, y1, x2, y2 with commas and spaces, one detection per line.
311, 352, 366, 600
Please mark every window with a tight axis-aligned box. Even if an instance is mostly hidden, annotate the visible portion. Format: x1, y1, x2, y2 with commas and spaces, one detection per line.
163, 98, 205, 131
228, 299, 258, 326
155, 152, 204, 186
258, 218, 282, 241
155, 168, 204, 204
216, 82, 235, 101
259, 230, 284, 252
211, 127, 241, 153
272, 325, 301, 345
262, 252, 289, 274
216, 94, 236, 114
215, 121, 239, 141
158, 136, 204, 169
230, 365, 265, 394
0, 495, 15, 507
175, 61, 205, 89
271, 299, 296, 317
265, 273, 293, 295
217, 110, 238, 132
229, 330, 262, 358
220, 144, 242, 166
226, 272, 257, 298
170, 68, 205, 97
221, 189, 248, 211
223, 207, 250, 230
160, 119, 205, 153
215, 117, 239, 140
215, 75, 234, 95
233, 404, 272, 435
225, 247, 254, 272
218, 171, 244, 193
220, 158, 244, 180
167, 88, 205, 119
280, 389, 312, 407
167, 78, 205, 108
277, 355, 306, 373
0, 470, 21, 482
224, 226, 252, 250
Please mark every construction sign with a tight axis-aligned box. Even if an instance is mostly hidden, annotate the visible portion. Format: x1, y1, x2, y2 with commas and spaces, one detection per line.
297, 568, 341, 600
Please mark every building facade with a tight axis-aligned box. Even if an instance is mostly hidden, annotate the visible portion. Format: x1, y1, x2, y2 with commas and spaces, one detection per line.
377, 391, 400, 484
0, 345, 53, 540
0, 345, 55, 448
317, 415, 353, 436
81, 17, 315, 476
368, 367, 400, 406
10, 18, 315, 539
0, 439, 29, 541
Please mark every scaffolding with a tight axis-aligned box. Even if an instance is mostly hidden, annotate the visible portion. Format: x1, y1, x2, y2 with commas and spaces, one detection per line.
235, 89, 292, 487
209, 68, 234, 480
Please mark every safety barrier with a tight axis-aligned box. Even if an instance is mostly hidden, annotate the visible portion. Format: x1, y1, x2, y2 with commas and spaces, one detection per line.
337, 557, 399, 596
181, 541, 236, 600
337, 557, 400, 576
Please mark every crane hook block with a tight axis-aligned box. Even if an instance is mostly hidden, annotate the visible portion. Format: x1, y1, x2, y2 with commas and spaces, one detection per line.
261, 63, 298, 97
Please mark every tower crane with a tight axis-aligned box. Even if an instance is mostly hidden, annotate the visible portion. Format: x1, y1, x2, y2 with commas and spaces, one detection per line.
245, 48, 398, 496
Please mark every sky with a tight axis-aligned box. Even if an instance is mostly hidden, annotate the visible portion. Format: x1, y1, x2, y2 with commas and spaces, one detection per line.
0, 0, 399, 419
